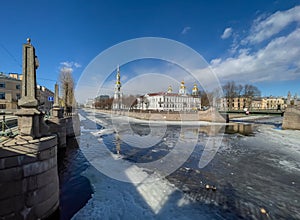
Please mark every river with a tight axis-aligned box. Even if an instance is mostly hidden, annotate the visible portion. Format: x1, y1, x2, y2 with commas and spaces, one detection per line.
58, 109, 300, 220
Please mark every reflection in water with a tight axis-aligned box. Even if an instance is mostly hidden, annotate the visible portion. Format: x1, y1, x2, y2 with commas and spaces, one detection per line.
108, 123, 254, 165
189, 123, 254, 137
115, 133, 121, 155
129, 122, 151, 136
198, 125, 225, 136
225, 123, 254, 136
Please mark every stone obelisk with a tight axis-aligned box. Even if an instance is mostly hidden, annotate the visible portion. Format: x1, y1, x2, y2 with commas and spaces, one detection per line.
52, 83, 63, 118
18, 38, 39, 107
15, 38, 49, 139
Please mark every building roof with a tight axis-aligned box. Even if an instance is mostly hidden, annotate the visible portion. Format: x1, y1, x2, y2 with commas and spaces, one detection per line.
145, 92, 197, 97
0, 72, 21, 81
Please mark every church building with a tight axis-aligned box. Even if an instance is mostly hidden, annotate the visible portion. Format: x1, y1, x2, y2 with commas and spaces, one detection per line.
136, 81, 201, 111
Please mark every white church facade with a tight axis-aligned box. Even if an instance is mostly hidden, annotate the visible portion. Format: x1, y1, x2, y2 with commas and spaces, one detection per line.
136, 81, 201, 112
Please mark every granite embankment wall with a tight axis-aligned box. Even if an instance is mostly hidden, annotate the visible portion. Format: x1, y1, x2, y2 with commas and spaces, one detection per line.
99, 108, 226, 123
0, 136, 59, 220
46, 114, 81, 149
0, 114, 81, 220
282, 106, 300, 130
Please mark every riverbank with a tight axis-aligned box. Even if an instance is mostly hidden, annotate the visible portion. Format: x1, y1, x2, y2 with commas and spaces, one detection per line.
87, 108, 226, 123
83, 108, 283, 124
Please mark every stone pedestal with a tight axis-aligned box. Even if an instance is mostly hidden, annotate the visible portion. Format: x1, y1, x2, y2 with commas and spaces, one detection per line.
52, 107, 63, 118
15, 109, 49, 139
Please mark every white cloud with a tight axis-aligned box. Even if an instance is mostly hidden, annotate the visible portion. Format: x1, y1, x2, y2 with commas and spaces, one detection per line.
221, 27, 233, 39
247, 5, 300, 44
60, 66, 73, 74
210, 58, 222, 65
211, 28, 300, 83
74, 62, 82, 68
60, 61, 72, 68
59, 61, 81, 73
202, 5, 300, 86
181, 26, 191, 35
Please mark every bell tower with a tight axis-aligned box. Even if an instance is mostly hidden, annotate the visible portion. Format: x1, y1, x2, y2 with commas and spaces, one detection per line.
178, 80, 187, 95
192, 83, 199, 96
113, 65, 122, 110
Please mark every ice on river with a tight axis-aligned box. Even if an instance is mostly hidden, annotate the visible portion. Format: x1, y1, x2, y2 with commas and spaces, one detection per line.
72, 112, 223, 219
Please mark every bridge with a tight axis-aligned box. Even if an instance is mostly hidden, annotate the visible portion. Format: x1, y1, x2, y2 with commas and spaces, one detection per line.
0, 39, 80, 220
219, 109, 284, 115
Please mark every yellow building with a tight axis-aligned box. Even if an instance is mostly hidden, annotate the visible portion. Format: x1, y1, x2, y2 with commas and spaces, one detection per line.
251, 99, 263, 109
219, 96, 286, 111
0, 73, 22, 111
262, 96, 286, 110
220, 97, 251, 111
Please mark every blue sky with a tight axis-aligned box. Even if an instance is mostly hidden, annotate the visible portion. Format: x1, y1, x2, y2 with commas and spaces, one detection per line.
1, 0, 300, 100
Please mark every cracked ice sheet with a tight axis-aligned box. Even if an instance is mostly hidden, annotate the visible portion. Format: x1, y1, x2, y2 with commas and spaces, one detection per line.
256, 124, 300, 154
72, 114, 221, 220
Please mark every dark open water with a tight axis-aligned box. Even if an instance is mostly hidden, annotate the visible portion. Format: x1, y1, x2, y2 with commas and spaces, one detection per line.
57, 138, 93, 220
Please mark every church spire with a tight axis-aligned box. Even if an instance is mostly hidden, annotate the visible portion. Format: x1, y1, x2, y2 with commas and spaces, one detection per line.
192, 83, 198, 96
115, 65, 121, 90
113, 65, 122, 110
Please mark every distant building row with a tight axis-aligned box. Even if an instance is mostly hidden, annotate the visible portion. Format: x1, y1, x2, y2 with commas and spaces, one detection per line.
0, 72, 54, 112
90, 67, 298, 112
218, 92, 299, 111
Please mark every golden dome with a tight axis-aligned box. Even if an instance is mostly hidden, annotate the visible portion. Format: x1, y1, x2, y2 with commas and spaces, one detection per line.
192, 83, 198, 91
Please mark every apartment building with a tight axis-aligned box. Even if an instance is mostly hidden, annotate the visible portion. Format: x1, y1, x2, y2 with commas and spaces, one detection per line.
0, 72, 54, 112
0, 73, 22, 110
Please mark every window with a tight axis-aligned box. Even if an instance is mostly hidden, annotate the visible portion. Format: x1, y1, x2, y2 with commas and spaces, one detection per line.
16, 93, 21, 99
0, 83, 5, 88
0, 104, 6, 109
16, 84, 21, 89
0, 92, 5, 99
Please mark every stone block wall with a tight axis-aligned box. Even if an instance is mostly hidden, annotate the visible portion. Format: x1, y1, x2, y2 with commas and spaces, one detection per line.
65, 114, 81, 137
101, 108, 226, 123
46, 118, 67, 148
46, 114, 80, 148
0, 135, 59, 220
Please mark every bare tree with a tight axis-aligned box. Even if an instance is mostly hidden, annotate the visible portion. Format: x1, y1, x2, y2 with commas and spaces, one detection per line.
222, 81, 261, 110
243, 84, 261, 109
198, 90, 209, 107
94, 96, 113, 109
236, 84, 243, 97
60, 68, 75, 112
222, 81, 238, 110
243, 84, 261, 98
122, 95, 138, 109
